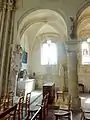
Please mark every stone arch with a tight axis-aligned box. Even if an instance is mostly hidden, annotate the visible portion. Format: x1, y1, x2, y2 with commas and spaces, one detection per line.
76, 1, 90, 20
17, 9, 67, 42
76, 1, 90, 39
17, 9, 68, 69
16, 9, 68, 88
18, 7, 67, 29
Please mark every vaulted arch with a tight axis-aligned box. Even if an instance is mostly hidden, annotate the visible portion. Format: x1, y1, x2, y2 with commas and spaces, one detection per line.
77, 5, 90, 39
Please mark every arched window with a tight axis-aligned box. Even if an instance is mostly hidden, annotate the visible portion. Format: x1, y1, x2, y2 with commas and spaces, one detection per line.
41, 40, 57, 65
82, 41, 90, 65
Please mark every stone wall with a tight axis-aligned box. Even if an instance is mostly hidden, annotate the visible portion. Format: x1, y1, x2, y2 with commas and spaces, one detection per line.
78, 65, 90, 92
35, 74, 64, 90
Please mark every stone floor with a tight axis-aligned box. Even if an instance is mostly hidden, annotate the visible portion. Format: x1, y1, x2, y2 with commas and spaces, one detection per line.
29, 92, 90, 119
13, 90, 42, 104
45, 93, 90, 120
45, 109, 82, 120
14, 91, 90, 120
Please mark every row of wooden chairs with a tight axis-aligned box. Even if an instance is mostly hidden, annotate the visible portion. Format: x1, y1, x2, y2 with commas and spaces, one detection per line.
37, 93, 49, 120
16, 92, 31, 120
0, 91, 13, 112
0, 104, 17, 120
0, 91, 49, 120
0, 91, 31, 120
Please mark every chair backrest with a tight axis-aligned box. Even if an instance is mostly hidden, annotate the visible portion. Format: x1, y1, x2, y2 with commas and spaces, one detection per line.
0, 91, 14, 111
46, 93, 49, 100
59, 94, 71, 111
17, 96, 24, 120
41, 93, 49, 119
67, 94, 71, 111
25, 92, 31, 117
0, 104, 17, 120
6, 91, 14, 107
0, 95, 6, 111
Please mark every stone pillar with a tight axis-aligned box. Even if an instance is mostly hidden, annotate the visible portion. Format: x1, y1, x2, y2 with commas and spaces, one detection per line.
0, 0, 16, 97
5, 2, 16, 93
0, 0, 6, 49
66, 41, 81, 110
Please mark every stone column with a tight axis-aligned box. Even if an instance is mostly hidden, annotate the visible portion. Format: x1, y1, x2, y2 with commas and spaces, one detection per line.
0, 0, 6, 49
5, 3, 16, 93
0, 0, 16, 97
66, 41, 81, 110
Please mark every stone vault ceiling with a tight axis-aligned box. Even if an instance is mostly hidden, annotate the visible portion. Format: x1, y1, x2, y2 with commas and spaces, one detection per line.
19, 9, 67, 51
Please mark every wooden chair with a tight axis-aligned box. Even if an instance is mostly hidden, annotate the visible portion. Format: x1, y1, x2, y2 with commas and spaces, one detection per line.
54, 95, 72, 120
0, 104, 17, 120
35, 93, 49, 120
29, 107, 42, 120
56, 90, 65, 101
0, 91, 13, 111
56, 87, 65, 101
25, 92, 31, 119
40, 93, 49, 120
39, 99, 45, 120
44, 93, 49, 116
17, 96, 24, 120
81, 109, 90, 120
0, 95, 6, 112
5, 91, 14, 108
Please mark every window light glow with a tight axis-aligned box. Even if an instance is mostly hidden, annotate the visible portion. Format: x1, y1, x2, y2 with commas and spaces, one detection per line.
81, 41, 90, 65
85, 98, 90, 103
41, 40, 57, 65
87, 38, 90, 42
80, 97, 86, 100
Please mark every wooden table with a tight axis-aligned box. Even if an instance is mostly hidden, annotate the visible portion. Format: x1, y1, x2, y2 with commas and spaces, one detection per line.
43, 82, 55, 104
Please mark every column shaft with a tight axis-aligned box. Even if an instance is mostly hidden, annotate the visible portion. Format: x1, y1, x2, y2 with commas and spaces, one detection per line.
0, 9, 11, 95
0, 0, 16, 97
0, 2, 6, 50
67, 51, 81, 110
5, 10, 15, 92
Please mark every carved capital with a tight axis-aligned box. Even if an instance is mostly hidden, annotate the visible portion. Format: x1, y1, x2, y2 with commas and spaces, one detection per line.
65, 40, 79, 53
8, 0, 16, 10
2, 0, 16, 10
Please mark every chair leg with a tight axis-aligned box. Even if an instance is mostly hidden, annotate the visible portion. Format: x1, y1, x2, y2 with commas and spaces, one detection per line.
55, 116, 58, 120
80, 112, 85, 120
56, 93, 58, 100
68, 117, 71, 120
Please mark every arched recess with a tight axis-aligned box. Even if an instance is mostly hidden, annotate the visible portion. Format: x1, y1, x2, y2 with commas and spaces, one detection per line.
76, 4, 90, 92
16, 9, 68, 67
16, 9, 68, 89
